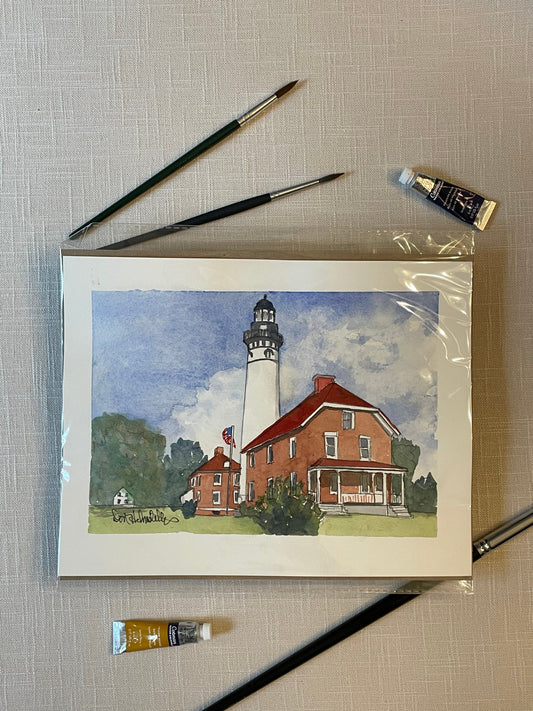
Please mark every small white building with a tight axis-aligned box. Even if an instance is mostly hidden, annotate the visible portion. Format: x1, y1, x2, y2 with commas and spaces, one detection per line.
113, 488, 134, 506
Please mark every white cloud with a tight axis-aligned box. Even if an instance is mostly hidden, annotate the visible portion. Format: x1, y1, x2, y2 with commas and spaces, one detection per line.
160, 367, 246, 458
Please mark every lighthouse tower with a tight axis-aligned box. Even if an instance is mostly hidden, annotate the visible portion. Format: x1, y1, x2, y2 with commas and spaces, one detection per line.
240, 295, 283, 502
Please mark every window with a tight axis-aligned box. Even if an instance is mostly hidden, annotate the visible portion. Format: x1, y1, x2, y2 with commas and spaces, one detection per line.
330, 473, 339, 495
197, 475, 201, 486
360, 472, 370, 493
214, 473, 222, 486
190, 477, 196, 488
248, 481, 255, 502
359, 436, 371, 460
267, 444, 274, 464
212, 491, 221, 505
196, 490, 201, 501
324, 432, 338, 458
289, 436, 296, 458
249, 451, 255, 468
233, 472, 240, 486
342, 410, 354, 430
290, 471, 297, 491
233, 490, 240, 504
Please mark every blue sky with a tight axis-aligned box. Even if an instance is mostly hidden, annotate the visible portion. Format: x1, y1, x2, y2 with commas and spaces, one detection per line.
92, 290, 440, 477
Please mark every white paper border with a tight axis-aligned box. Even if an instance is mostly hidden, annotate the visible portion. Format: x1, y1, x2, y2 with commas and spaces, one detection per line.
59, 255, 472, 578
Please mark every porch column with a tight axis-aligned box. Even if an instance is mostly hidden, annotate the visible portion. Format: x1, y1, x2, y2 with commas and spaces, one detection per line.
383, 473, 389, 504
336, 470, 341, 504
401, 472, 405, 505
316, 470, 321, 504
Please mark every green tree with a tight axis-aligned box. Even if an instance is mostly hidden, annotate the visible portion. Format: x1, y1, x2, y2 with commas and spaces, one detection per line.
391, 436, 420, 512
90, 413, 166, 506
391, 437, 438, 512
240, 475, 324, 535
163, 438, 208, 511
411, 472, 438, 513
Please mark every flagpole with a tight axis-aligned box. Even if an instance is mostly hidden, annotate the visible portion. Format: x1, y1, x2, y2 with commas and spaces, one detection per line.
226, 425, 234, 516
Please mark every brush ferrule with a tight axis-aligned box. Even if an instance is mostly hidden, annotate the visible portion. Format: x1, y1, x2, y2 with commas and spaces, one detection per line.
237, 95, 278, 125
270, 179, 321, 200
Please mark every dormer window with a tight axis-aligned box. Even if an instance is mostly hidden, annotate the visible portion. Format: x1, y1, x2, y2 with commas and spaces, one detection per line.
342, 410, 354, 430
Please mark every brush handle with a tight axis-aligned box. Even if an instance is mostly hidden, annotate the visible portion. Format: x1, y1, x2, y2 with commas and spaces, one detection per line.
70, 120, 241, 238
99, 192, 271, 250
202, 508, 533, 711
202, 592, 419, 711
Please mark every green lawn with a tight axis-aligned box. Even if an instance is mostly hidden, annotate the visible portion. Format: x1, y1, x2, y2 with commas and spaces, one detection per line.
320, 512, 437, 537
88, 506, 263, 534
89, 506, 436, 537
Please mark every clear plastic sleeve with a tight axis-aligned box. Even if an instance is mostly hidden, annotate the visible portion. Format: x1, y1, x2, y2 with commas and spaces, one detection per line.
59, 227, 474, 594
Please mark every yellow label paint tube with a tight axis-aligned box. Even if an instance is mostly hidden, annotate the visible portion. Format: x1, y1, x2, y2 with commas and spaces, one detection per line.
399, 168, 497, 230
112, 620, 211, 654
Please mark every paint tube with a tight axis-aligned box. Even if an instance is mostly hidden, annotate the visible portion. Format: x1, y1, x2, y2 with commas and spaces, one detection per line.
112, 620, 211, 654
399, 169, 497, 230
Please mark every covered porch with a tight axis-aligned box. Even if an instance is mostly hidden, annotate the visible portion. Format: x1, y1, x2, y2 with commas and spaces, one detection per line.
307, 460, 408, 516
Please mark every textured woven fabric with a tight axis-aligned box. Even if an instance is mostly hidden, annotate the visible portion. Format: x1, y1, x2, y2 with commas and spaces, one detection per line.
1, 1, 532, 709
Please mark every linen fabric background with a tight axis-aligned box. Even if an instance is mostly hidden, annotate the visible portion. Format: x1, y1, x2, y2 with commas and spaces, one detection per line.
1, 1, 532, 710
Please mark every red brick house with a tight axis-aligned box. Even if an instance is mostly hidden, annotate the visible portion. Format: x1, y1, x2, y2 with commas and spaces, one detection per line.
241, 375, 409, 516
184, 447, 241, 516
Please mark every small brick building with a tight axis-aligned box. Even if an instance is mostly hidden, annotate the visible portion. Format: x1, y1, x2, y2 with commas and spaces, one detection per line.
185, 447, 241, 516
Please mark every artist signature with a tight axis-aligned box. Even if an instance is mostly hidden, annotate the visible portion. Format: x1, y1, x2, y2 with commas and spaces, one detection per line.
112, 508, 180, 526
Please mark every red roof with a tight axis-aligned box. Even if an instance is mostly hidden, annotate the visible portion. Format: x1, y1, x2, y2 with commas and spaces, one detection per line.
194, 451, 240, 473
242, 381, 400, 452
309, 458, 406, 472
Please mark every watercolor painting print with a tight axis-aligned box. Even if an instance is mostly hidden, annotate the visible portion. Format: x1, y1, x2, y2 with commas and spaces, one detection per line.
59, 255, 472, 578
89, 290, 439, 538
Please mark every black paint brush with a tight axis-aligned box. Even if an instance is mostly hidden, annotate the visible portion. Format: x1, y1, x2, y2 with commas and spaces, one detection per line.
69, 81, 299, 239
98, 173, 344, 250
201, 507, 533, 711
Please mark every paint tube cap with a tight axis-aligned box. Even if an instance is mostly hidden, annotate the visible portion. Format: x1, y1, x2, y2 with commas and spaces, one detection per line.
399, 168, 415, 186
199, 623, 212, 641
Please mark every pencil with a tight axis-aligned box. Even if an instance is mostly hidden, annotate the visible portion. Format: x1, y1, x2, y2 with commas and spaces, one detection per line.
69, 81, 299, 239
97, 174, 344, 250
201, 507, 533, 711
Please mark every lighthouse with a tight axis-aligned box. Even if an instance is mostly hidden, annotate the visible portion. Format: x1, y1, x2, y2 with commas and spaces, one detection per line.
239, 295, 283, 502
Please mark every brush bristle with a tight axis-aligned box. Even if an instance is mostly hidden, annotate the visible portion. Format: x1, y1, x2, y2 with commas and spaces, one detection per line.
318, 173, 345, 183
275, 80, 299, 98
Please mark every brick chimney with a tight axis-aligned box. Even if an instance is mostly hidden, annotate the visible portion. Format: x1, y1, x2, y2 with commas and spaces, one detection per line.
214, 446, 224, 456
313, 374, 335, 393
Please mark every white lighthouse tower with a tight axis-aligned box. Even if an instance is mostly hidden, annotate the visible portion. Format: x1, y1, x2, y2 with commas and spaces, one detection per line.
239, 295, 283, 502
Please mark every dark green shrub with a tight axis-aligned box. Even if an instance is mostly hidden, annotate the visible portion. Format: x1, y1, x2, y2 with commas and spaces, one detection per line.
240, 476, 324, 535
181, 499, 197, 519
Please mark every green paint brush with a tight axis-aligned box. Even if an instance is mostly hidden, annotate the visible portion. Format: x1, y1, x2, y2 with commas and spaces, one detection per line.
69, 81, 299, 239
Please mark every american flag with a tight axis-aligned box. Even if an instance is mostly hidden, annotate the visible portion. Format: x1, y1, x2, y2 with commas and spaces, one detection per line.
222, 426, 236, 448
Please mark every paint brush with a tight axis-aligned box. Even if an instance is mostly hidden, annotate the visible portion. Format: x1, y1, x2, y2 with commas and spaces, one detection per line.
201, 507, 533, 711
68, 81, 299, 239
97, 173, 344, 250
